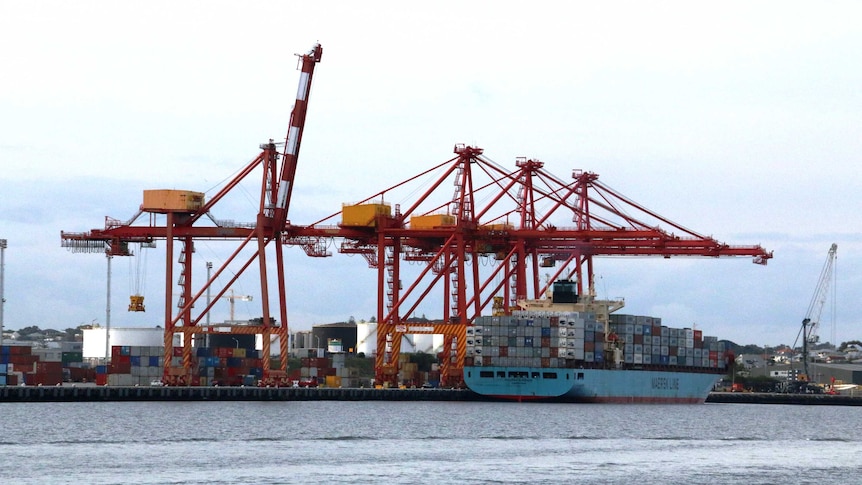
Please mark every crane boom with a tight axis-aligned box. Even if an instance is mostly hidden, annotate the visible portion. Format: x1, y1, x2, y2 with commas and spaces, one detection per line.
273, 43, 323, 232
800, 243, 837, 378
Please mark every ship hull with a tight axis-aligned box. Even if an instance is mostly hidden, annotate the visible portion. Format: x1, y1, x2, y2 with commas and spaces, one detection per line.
464, 366, 720, 403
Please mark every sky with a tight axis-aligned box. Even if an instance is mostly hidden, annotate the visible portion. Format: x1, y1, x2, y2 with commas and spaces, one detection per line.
1, 1, 861, 348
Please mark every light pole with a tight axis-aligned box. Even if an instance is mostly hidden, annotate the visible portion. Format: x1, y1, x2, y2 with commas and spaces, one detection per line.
0, 239, 6, 347
105, 253, 112, 362
204, 262, 212, 349
205, 262, 212, 326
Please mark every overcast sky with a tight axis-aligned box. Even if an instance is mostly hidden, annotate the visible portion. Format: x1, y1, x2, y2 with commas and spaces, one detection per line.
1, 1, 860, 348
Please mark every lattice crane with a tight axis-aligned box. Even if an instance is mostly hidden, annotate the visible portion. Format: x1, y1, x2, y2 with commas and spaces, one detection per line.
796, 243, 838, 379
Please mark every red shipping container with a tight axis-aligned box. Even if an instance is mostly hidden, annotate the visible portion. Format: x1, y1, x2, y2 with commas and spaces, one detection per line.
549, 347, 558, 358
12, 346, 32, 355
109, 362, 131, 374
25, 372, 63, 386
96, 374, 108, 386
9, 355, 38, 366
112, 346, 122, 358
6, 373, 18, 385
541, 337, 551, 347
499, 346, 508, 357
37, 362, 63, 374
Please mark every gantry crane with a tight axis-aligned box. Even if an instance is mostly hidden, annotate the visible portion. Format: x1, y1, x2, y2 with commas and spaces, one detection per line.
796, 243, 838, 380
61, 45, 773, 388
61, 44, 323, 385
283, 144, 773, 387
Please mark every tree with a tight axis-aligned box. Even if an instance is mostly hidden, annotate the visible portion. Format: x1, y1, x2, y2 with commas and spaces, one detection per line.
838, 340, 862, 352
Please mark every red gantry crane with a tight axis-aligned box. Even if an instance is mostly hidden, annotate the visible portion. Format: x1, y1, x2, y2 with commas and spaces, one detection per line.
62, 44, 772, 388
61, 44, 323, 385
283, 144, 772, 387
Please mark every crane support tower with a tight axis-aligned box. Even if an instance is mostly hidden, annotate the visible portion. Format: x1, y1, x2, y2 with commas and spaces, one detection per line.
798, 243, 838, 380
61, 43, 323, 385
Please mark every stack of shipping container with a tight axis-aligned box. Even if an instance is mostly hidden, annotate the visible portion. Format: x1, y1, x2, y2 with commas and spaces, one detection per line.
92, 345, 359, 387
464, 312, 728, 370
465, 313, 590, 368
608, 314, 728, 369
0, 344, 66, 385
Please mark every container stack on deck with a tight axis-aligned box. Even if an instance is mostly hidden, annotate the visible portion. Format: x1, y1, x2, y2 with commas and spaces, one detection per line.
465, 312, 592, 368
607, 314, 728, 369
465, 312, 728, 370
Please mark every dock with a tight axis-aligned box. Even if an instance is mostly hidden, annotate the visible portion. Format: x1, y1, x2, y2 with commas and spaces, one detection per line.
4, 386, 862, 404
707, 391, 862, 406
0, 385, 483, 402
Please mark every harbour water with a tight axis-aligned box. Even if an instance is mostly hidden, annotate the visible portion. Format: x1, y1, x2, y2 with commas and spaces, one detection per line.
1, 400, 860, 484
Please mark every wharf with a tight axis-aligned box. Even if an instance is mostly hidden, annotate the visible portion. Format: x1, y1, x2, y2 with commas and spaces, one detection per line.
0, 385, 483, 403
707, 391, 862, 406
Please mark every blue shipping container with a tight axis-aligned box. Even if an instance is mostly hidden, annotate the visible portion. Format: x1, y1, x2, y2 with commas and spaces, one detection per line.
149, 356, 160, 367
130, 356, 142, 367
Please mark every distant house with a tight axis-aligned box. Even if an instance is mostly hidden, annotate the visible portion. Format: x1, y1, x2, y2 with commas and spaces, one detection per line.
736, 354, 766, 369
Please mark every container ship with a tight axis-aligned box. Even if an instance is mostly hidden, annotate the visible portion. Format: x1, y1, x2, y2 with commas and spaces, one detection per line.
463, 280, 730, 403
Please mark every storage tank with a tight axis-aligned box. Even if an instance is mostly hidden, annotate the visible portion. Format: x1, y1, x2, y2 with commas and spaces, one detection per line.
83, 327, 173, 359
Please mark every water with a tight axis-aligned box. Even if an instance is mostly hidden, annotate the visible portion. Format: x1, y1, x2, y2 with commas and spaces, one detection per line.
1, 401, 860, 484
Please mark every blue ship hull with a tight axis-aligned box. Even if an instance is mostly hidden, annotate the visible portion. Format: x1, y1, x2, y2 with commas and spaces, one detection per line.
464, 366, 721, 403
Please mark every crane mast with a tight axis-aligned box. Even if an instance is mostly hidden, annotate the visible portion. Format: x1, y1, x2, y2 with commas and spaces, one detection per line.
273, 43, 323, 232
800, 243, 837, 379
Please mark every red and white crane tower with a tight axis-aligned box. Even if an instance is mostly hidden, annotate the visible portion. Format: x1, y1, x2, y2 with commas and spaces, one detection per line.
61, 44, 323, 385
